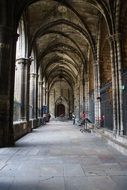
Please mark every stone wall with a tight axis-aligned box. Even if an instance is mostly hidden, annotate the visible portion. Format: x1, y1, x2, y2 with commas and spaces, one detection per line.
49, 80, 73, 118
13, 118, 42, 141
13, 121, 29, 140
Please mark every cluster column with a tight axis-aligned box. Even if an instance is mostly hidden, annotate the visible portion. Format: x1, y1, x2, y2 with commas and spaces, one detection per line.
93, 60, 101, 124
17, 58, 31, 131
74, 77, 80, 120
109, 33, 123, 135
30, 73, 37, 118
38, 81, 43, 117
17, 58, 27, 120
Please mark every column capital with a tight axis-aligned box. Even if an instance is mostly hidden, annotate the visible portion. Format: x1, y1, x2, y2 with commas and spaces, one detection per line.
16, 57, 33, 65
39, 81, 43, 85
30, 72, 38, 78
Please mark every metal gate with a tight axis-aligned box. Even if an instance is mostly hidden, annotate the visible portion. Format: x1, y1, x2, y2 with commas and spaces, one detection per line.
100, 83, 113, 130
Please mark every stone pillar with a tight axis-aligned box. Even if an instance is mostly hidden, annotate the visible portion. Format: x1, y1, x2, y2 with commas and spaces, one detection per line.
14, 60, 22, 120
108, 38, 117, 134
106, 0, 123, 135
17, 58, 31, 124
74, 80, 80, 120
38, 81, 43, 117
17, 58, 32, 129
116, 34, 123, 135
0, 26, 17, 147
54, 89, 56, 117
84, 74, 89, 115
109, 33, 123, 135
45, 82, 49, 111
43, 82, 46, 106
82, 72, 85, 112
38, 81, 41, 117
94, 61, 101, 124
26, 59, 32, 132
47, 89, 49, 113
30, 73, 37, 118
68, 89, 70, 118
36, 74, 39, 119
94, 21, 101, 125
80, 68, 84, 113
115, 0, 123, 135
17, 58, 27, 120
78, 77, 81, 119
45, 87, 48, 107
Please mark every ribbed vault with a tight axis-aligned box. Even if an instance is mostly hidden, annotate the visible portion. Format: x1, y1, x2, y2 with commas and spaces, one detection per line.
14, 0, 113, 119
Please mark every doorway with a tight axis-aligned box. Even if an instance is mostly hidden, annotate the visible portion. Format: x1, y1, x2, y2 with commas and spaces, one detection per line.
56, 104, 65, 117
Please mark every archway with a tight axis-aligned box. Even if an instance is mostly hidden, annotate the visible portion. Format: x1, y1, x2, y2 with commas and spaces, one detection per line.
56, 104, 65, 117
13, 17, 27, 122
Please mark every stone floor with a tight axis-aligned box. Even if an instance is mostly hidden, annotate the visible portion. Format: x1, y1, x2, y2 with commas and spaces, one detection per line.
0, 121, 127, 190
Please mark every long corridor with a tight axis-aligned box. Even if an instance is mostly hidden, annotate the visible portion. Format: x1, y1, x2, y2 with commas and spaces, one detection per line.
0, 121, 127, 190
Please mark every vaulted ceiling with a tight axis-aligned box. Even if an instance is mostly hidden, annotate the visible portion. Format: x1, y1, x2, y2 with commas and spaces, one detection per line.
16, 0, 112, 87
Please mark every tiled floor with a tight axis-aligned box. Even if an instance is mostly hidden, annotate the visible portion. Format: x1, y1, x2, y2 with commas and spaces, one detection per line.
0, 121, 127, 190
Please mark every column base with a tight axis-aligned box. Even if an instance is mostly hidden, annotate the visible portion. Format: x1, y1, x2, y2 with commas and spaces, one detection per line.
119, 130, 124, 136
113, 129, 117, 136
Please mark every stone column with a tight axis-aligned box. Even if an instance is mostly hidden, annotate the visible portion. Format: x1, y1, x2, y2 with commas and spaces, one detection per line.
107, 0, 123, 135
108, 32, 123, 135
38, 81, 40, 117
17, 58, 27, 121
43, 83, 46, 106
47, 89, 49, 113
18, 58, 32, 130
116, 34, 123, 135
94, 22, 101, 125
74, 79, 80, 120
80, 68, 84, 113
45, 82, 49, 111
26, 60, 31, 125
54, 89, 56, 117
68, 89, 70, 118
115, 0, 123, 135
0, 26, 18, 147
14, 60, 22, 120
38, 81, 43, 117
93, 60, 101, 124
45, 87, 48, 107
109, 33, 123, 135
78, 77, 81, 119
82, 73, 85, 112
84, 74, 89, 115
108, 38, 117, 134
30, 73, 37, 118
36, 74, 39, 119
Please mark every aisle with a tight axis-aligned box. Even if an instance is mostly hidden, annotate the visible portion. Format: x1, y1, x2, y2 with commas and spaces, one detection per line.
0, 121, 127, 190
